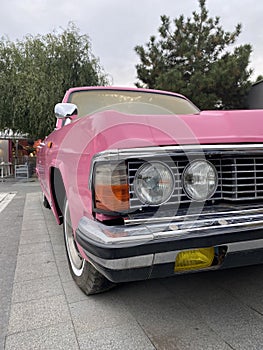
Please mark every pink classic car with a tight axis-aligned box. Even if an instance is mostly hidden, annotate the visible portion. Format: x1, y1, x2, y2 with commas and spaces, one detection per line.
37, 86, 263, 295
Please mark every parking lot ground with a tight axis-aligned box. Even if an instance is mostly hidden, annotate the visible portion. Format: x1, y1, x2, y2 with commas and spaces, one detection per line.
1, 179, 263, 350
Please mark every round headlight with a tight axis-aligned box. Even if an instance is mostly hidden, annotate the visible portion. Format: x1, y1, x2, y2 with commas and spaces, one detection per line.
183, 160, 218, 201
134, 161, 175, 205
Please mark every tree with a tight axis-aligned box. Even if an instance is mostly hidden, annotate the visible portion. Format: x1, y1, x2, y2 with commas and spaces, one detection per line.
0, 23, 109, 138
255, 75, 263, 83
135, 0, 253, 109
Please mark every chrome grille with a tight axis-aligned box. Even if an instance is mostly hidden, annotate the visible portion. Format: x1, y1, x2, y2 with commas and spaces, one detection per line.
221, 157, 263, 200
128, 155, 263, 210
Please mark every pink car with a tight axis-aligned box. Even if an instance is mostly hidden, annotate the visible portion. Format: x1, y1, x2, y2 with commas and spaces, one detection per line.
37, 86, 263, 295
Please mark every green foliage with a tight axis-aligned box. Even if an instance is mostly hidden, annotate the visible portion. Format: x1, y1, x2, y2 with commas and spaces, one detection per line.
135, 0, 253, 110
255, 75, 263, 83
0, 23, 109, 138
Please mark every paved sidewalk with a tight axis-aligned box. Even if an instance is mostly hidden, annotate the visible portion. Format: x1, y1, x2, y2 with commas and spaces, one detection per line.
4, 192, 155, 350
3, 185, 263, 350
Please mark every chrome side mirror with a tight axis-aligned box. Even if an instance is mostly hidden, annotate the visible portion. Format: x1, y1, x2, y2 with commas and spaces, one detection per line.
54, 103, 78, 119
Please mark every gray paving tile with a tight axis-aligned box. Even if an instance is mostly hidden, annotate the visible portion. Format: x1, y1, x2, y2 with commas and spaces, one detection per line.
44, 215, 60, 228
21, 220, 48, 234
52, 243, 67, 262
78, 322, 155, 350
56, 259, 73, 282
192, 299, 263, 349
5, 322, 79, 350
23, 206, 42, 211
12, 275, 64, 303
14, 252, 58, 282
125, 295, 232, 350
0, 238, 19, 252
114, 274, 237, 350
46, 222, 63, 237
206, 265, 263, 314
8, 295, 71, 334
0, 335, 4, 350
24, 202, 43, 209
0, 278, 15, 306
0, 229, 19, 238
18, 241, 53, 255
70, 297, 135, 336
23, 209, 44, 215
115, 278, 174, 302
50, 232, 64, 245
19, 233, 50, 245
24, 200, 42, 206
16, 249, 55, 265
23, 207, 43, 214
62, 280, 87, 304
0, 224, 22, 238
0, 306, 9, 343
0, 190, 25, 350
160, 273, 263, 350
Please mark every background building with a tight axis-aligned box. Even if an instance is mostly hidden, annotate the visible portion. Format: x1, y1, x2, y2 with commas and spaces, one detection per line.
247, 80, 263, 109
0, 129, 28, 165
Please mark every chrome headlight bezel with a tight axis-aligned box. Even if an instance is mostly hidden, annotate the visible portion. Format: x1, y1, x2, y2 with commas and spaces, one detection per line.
134, 161, 175, 206
182, 159, 218, 202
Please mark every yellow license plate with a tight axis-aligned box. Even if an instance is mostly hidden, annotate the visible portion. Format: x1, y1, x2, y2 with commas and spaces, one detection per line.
175, 247, 214, 272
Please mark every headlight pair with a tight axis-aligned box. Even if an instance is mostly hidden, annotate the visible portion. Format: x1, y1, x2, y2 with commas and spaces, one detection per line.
134, 160, 218, 205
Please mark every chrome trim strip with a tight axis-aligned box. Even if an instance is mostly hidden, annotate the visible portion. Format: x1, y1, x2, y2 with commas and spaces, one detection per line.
125, 207, 263, 225
86, 251, 154, 270
154, 251, 178, 265
153, 220, 263, 239
89, 144, 263, 189
94, 144, 263, 160
145, 213, 263, 229
227, 239, 263, 252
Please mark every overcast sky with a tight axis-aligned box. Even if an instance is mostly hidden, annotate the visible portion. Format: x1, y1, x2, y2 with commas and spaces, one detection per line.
1, 0, 262, 86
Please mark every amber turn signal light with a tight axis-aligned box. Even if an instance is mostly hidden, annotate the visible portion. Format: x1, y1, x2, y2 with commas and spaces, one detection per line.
93, 163, 129, 212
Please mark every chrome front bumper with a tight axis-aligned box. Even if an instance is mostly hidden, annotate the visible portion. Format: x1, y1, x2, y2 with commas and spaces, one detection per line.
76, 206, 263, 282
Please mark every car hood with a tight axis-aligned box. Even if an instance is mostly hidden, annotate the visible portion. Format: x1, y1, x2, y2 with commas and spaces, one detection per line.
70, 109, 263, 153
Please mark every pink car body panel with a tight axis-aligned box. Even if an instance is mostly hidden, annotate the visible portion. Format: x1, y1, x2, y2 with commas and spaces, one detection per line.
36, 86, 263, 283
37, 87, 263, 230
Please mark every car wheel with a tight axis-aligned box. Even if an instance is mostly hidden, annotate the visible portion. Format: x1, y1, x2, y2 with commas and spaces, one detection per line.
42, 193, 51, 209
63, 198, 115, 295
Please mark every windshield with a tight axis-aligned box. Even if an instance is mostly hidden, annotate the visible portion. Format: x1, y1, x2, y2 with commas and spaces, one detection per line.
68, 90, 199, 117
